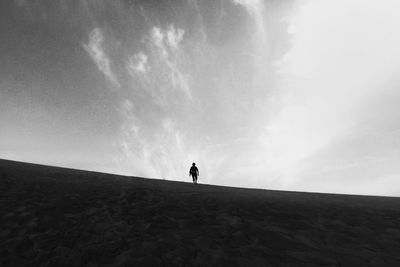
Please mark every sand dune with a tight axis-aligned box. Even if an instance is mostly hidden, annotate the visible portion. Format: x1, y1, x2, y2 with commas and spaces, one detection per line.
1, 159, 400, 266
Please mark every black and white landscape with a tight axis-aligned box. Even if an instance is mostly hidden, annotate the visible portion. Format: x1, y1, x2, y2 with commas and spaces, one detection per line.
1, 0, 400, 266
2, 0, 400, 195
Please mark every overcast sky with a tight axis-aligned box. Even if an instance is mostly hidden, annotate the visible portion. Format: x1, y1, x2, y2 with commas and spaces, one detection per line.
1, 0, 400, 196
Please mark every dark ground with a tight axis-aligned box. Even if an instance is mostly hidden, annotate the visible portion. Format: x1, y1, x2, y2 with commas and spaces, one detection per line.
1, 159, 400, 266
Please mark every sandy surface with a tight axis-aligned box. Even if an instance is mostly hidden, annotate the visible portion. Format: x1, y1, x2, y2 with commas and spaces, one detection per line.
1, 159, 400, 266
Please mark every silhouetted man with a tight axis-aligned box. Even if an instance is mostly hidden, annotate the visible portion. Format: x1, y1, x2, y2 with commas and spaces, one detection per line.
189, 163, 199, 184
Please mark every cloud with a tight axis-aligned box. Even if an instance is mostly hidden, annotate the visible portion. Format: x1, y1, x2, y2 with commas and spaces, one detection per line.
151, 25, 184, 50
149, 25, 192, 99
125, 25, 191, 104
127, 51, 150, 74
151, 27, 165, 50
166, 26, 185, 49
260, 0, 400, 192
117, 111, 191, 180
118, 24, 194, 179
83, 28, 120, 88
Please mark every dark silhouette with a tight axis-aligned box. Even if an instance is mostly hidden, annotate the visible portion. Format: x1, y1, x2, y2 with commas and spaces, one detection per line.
189, 162, 199, 184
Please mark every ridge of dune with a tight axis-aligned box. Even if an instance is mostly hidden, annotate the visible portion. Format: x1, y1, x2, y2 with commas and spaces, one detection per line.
1, 158, 400, 266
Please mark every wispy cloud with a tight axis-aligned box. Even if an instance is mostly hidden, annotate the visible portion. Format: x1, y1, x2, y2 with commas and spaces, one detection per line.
119, 23, 194, 179
117, 109, 191, 180
127, 51, 150, 75
151, 25, 184, 51
151, 27, 165, 51
166, 26, 185, 49
83, 28, 120, 88
150, 25, 192, 99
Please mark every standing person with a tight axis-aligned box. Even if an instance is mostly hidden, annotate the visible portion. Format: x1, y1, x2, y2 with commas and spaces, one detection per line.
189, 163, 199, 184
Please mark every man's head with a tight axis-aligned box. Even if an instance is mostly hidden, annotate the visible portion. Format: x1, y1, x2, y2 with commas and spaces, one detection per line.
192, 162, 196, 166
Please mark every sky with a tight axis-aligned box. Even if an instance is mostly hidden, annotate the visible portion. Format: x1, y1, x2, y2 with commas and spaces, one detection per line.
1, 0, 400, 196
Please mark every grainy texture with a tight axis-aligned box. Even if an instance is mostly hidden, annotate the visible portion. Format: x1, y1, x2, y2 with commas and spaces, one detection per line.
1, 159, 400, 266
